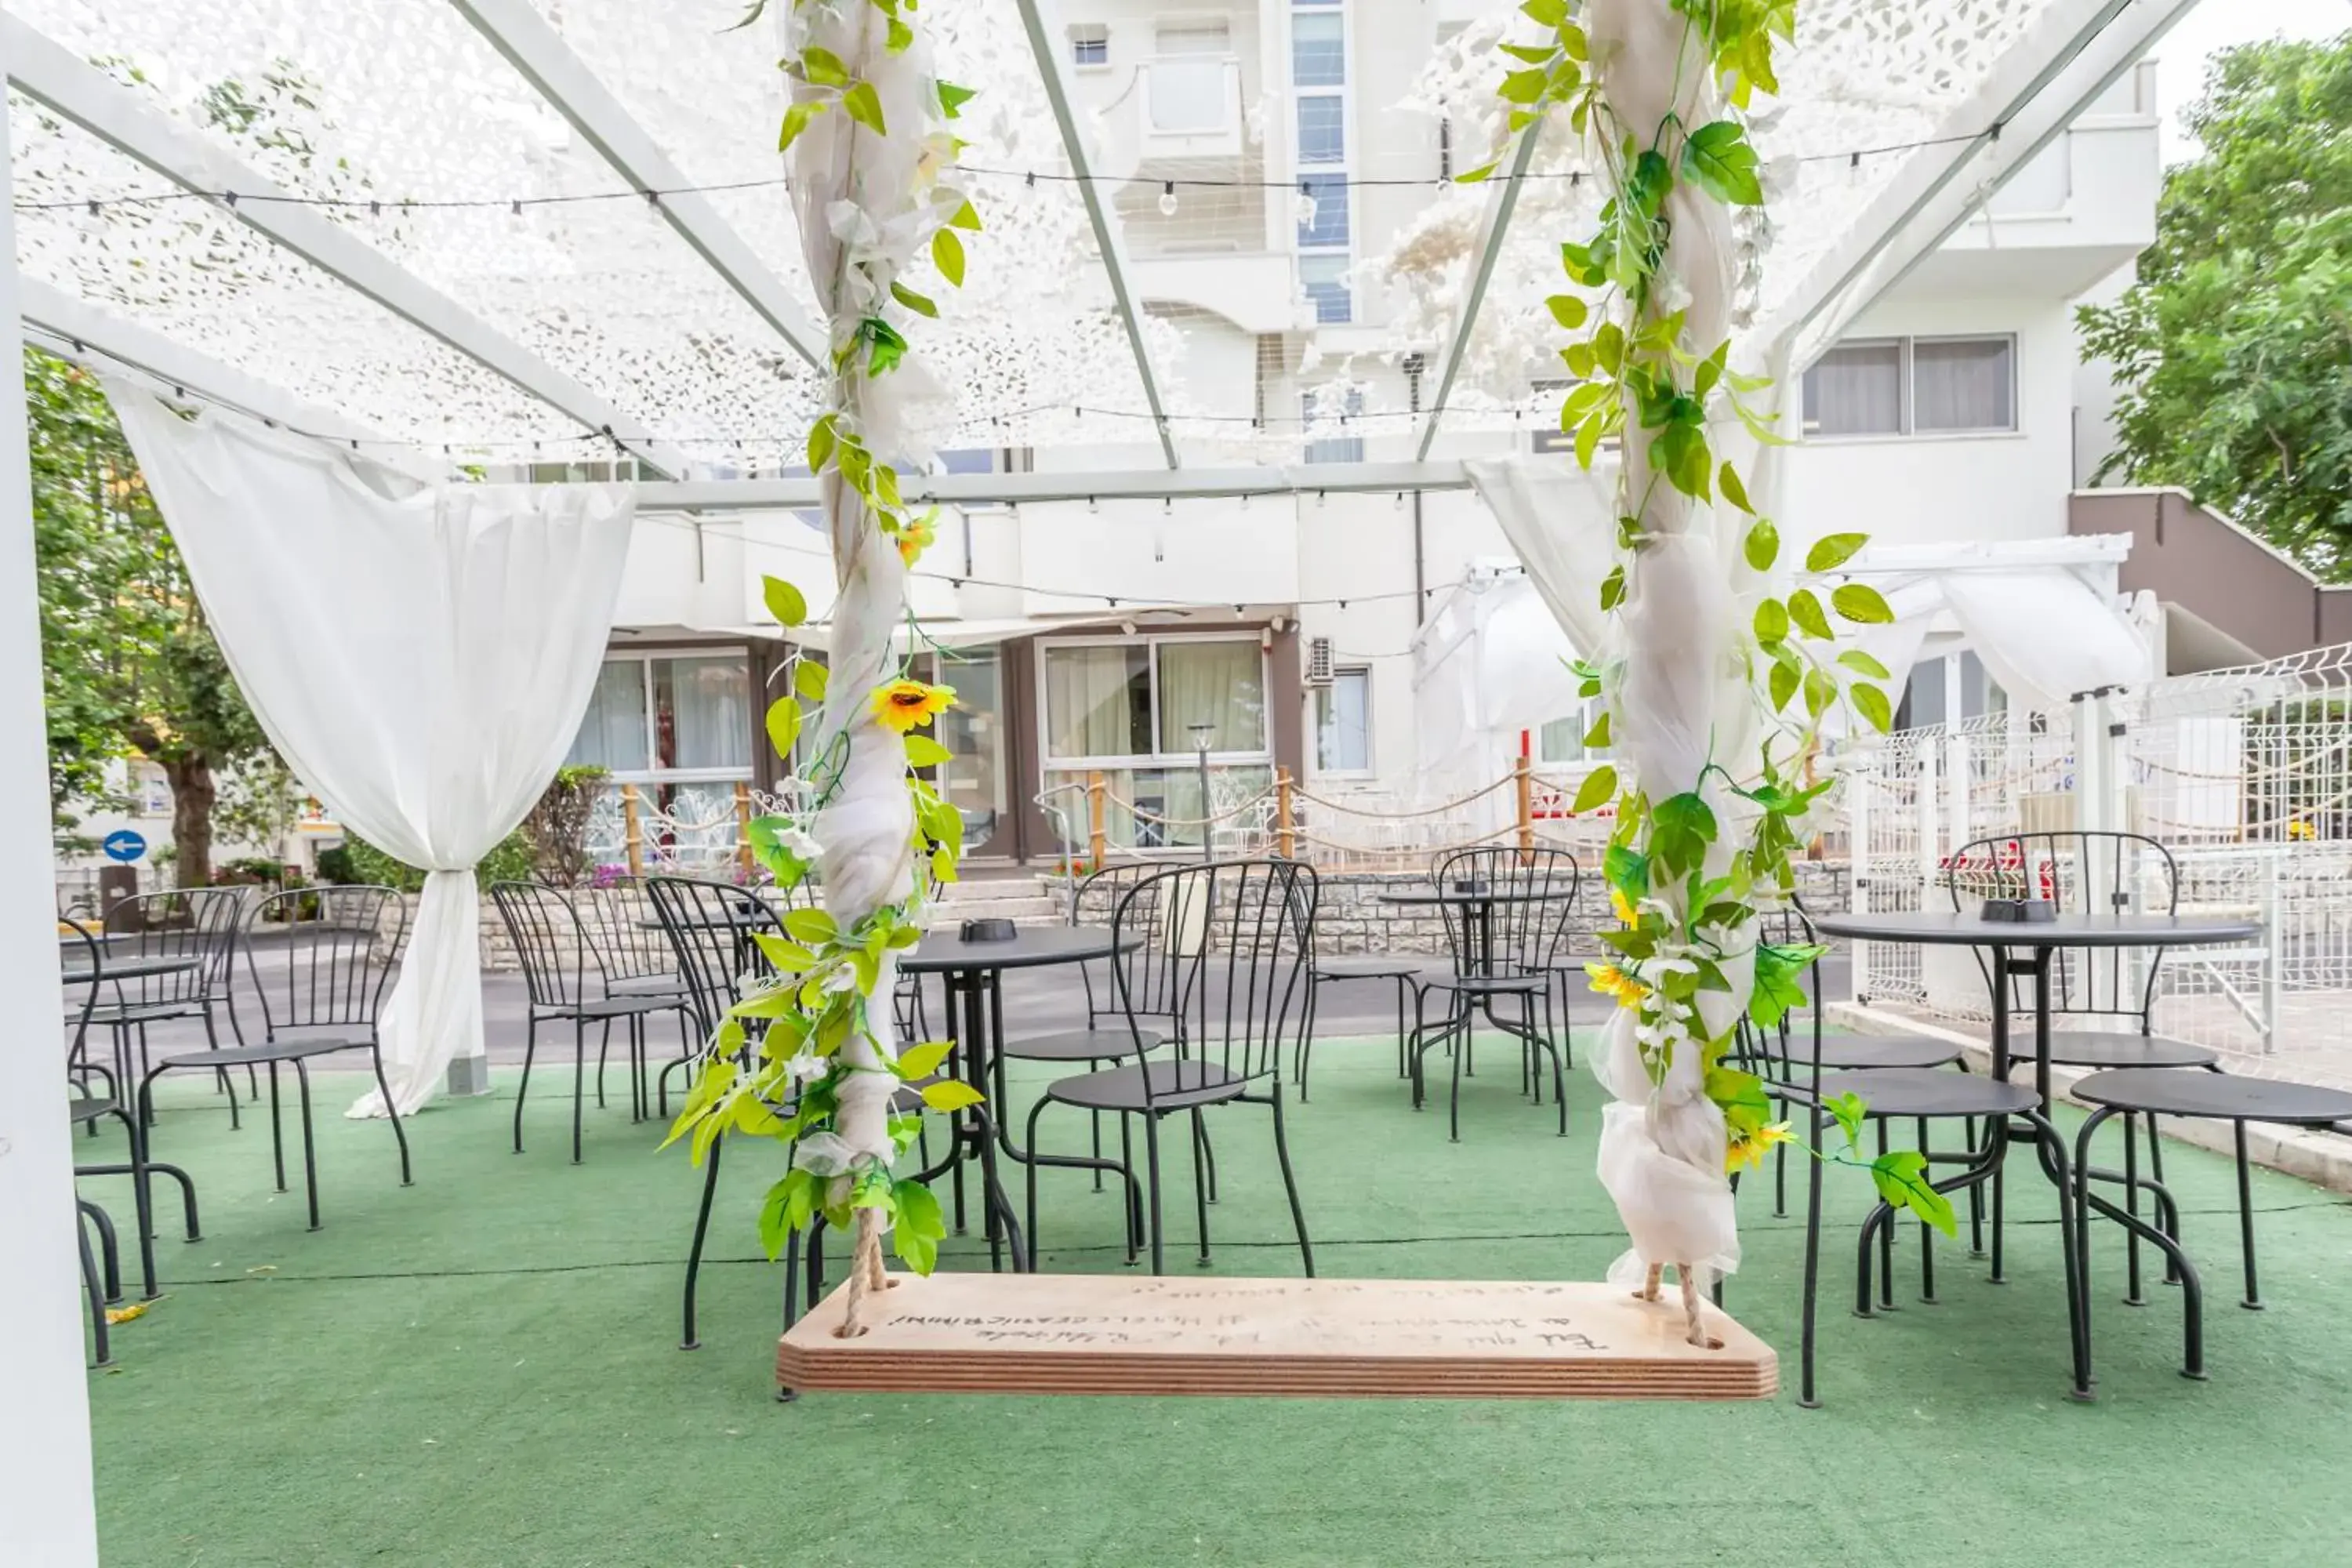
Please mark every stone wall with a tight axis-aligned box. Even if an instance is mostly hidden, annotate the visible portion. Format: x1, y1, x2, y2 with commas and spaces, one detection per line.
1307, 859, 1851, 957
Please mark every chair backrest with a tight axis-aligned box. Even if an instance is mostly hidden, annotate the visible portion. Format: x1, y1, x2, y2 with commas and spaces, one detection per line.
100, 887, 245, 1007
1946, 830, 2178, 1027
489, 881, 597, 1012
573, 876, 677, 984
1069, 862, 1175, 1026
242, 884, 405, 1039
643, 875, 789, 1043
1431, 846, 1581, 978
1109, 859, 1316, 1098
60, 924, 103, 1067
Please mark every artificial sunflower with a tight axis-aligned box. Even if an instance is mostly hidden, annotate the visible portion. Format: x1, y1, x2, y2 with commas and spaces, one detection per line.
1609, 885, 1639, 927
870, 679, 955, 733
1726, 1120, 1793, 1174
1585, 961, 1646, 1009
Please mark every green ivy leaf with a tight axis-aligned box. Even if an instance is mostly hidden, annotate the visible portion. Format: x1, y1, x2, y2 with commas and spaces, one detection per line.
1545, 293, 1589, 331
763, 575, 808, 628
1719, 462, 1753, 514
886, 16, 913, 52
1599, 564, 1627, 611
1704, 1064, 1772, 1134
1767, 660, 1799, 713
778, 100, 822, 152
1455, 161, 1499, 183
1582, 710, 1611, 750
1651, 791, 1719, 877
1802, 666, 1836, 718
897, 1041, 953, 1080
1871, 1149, 1958, 1237
932, 227, 966, 287
937, 81, 976, 118
1787, 588, 1832, 639
1499, 67, 1549, 104
783, 907, 838, 946
904, 734, 953, 768
1520, 0, 1568, 24
1753, 598, 1788, 644
1852, 681, 1893, 733
920, 1079, 985, 1112
1824, 1091, 1867, 1152
790, 660, 828, 702
1744, 517, 1779, 572
890, 281, 938, 318
1573, 764, 1617, 815
1806, 532, 1868, 572
1680, 118, 1765, 205
841, 80, 886, 135
891, 1179, 946, 1274
764, 695, 802, 759
800, 47, 850, 87
1603, 842, 1649, 900
1837, 649, 1891, 678
1831, 583, 1895, 624
760, 1170, 818, 1258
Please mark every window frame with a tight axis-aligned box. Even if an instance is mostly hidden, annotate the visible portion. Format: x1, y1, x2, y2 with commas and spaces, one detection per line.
1313, 666, 1374, 778
1036, 632, 1276, 773
1069, 23, 1108, 67
568, 646, 755, 784
1301, 386, 1365, 464
1801, 332, 2019, 442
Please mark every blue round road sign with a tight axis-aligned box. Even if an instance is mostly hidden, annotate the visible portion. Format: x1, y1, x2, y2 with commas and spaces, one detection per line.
102, 829, 147, 863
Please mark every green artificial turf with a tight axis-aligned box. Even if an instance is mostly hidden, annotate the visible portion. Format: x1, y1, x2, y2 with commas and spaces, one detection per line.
71, 1038, 2352, 1567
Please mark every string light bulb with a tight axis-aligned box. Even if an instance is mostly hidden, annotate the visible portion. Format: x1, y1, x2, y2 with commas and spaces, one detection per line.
1294, 180, 1317, 228
1159, 180, 1178, 217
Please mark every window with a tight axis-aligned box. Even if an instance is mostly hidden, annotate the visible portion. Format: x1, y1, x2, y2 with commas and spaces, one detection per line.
1302, 387, 1363, 464
1896, 651, 2005, 730
1315, 668, 1372, 773
1296, 96, 1345, 163
1294, 173, 1350, 250
1802, 335, 2016, 437
1069, 23, 1107, 67
1042, 637, 1269, 761
566, 652, 752, 777
1300, 254, 1352, 324
1537, 700, 1610, 764
1291, 12, 1345, 85
1529, 378, 1571, 455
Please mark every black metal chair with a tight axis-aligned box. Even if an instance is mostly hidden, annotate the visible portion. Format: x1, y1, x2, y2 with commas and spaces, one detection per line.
76, 1195, 117, 1368
87, 887, 249, 1120
1947, 831, 2224, 1290
492, 880, 691, 1162
71, 1091, 199, 1304
2070, 1070, 2352, 1381
1301, 944, 1423, 1099
575, 876, 695, 1000
1023, 859, 1317, 1276
1406, 846, 1579, 1140
140, 886, 412, 1232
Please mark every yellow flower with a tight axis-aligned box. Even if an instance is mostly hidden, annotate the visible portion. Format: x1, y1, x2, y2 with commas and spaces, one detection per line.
1610, 886, 1639, 927
1726, 1120, 1793, 1174
1585, 961, 1646, 1009
894, 510, 938, 567
871, 680, 955, 733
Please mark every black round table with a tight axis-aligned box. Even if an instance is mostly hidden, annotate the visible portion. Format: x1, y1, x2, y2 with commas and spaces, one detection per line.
900, 927, 1138, 1272
1810, 908, 2260, 1396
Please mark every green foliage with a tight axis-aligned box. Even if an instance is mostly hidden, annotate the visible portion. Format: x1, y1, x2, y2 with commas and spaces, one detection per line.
2078, 35, 2352, 576
326, 829, 535, 891
26, 348, 271, 884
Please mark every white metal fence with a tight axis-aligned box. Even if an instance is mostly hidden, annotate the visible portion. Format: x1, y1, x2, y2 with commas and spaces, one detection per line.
1843, 642, 2352, 1083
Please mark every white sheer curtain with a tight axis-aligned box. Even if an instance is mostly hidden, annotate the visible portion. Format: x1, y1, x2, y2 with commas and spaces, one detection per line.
1044, 645, 1145, 757
107, 384, 635, 1116
1912, 338, 2013, 432
1157, 641, 1265, 754
1801, 341, 1902, 436
659, 655, 750, 770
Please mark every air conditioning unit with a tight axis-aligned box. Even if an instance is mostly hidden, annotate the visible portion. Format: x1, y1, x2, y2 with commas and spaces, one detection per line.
1307, 636, 1334, 688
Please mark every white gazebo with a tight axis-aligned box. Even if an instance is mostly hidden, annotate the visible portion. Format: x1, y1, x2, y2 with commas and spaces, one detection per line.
0, 0, 2205, 1556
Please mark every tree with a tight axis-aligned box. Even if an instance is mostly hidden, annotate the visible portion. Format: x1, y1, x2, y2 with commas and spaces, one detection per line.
2078, 35, 2352, 576
27, 349, 271, 886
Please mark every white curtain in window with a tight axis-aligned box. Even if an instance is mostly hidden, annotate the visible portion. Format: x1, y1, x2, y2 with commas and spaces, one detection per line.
566, 660, 648, 771
659, 655, 750, 771
107, 384, 634, 1117
1158, 641, 1265, 754
1913, 339, 2013, 432
1044, 646, 1144, 757
1316, 670, 1370, 771
1802, 342, 1902, 435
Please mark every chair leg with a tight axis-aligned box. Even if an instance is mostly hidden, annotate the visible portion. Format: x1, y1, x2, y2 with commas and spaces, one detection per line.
595, 1018, 612, 1110
1189, 1109, 1213, 1268
1269, 1092, 1314, 1278
514, 1015, 539, 1154
200, 1007, 239, 1130
372, 1047, 413, 1187
267, 1061, 288, 1192
1916, 1117, 1937, 1305
2235, 1120, 2263, 1310
78, 1207, 111, 1368
682, 1131, 724, 1350
78, 1197, 121, 1305
572, 1018, 588, 1165
293, 1058, 321, 1231
1874, 1120, 1896, 1312
1448, 1014, 1465, 1144
2122, 1112, 2146, 1305
1799, 1094, 1825, 1408
1142, 1112, 1166, 1276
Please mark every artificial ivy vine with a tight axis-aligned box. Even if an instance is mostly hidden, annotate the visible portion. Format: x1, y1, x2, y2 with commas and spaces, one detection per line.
1486, 0, 1954, 1236
667, 0, 985, 1319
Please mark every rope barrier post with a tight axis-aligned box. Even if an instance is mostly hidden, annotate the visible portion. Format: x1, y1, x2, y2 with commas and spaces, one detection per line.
1514, 753, 1534, 858
1087, 770, 1106, 868
734, 781, 754, 876
622, 782, 644, 877
1276, 768, 1296, 859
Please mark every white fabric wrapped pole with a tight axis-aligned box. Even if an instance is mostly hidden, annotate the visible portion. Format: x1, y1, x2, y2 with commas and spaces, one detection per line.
103, 384, 635, 1116
1580, 0, 1755, 1339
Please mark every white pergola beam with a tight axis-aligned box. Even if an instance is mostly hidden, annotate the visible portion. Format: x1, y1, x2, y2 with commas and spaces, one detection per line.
1013, 0, 1181, 470
20, 281, 412, 454
448, 0, 827, 372
637, 459, 1470, 511
2, 15, 695, 479
1761, 0, 2187, 367
1414, 125, 1544, 461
